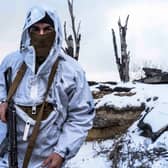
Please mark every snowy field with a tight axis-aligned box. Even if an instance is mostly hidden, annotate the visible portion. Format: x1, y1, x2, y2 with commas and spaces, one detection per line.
65, 140, 113, 168
1, 82, 168, 167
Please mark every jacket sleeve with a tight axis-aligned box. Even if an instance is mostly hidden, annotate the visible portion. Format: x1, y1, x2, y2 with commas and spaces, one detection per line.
0, 56, 10, 101
53, 70, 95, 160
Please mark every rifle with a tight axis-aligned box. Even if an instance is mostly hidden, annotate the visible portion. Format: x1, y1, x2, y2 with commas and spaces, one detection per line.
0, 67, 18, 168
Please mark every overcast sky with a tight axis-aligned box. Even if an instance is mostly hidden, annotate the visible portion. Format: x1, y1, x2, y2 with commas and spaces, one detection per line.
0, 0, 168, 81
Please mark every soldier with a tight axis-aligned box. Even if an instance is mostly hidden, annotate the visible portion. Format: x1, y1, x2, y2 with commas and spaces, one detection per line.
0, 5, 95, 168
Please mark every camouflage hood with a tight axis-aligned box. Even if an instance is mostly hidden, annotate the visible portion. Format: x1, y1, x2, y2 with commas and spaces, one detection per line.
20, 6, 63, 74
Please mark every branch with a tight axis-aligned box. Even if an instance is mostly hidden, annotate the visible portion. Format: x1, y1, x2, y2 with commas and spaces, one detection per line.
67, 35, 74, 57
63, 21, 74, 57
65, 0, 81, 60
68, 0, 77, 43
77, 20, 81, 37
112, 28, 121, 68
75, 34, 81, 60
118, 17, 121, 27
124, 15, 129, 28
64, 21, 68, 43
112, 29, 120, 64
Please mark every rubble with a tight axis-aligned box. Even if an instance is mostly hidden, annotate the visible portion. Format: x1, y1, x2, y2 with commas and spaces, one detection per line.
137, 67, 168, 84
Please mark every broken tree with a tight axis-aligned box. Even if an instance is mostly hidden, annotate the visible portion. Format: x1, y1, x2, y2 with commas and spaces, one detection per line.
112, 15, 130, 82
64, 0, 81, 60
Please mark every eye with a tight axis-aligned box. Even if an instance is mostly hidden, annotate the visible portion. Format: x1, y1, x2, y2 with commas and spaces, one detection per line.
44, 26, 54, 32
30, 26, 40, 32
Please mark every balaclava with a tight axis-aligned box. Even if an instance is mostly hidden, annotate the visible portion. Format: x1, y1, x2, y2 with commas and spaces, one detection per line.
29, 13, 56, 71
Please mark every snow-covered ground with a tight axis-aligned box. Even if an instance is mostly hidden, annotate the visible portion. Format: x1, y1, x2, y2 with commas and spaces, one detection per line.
1, 82, 168, 167
65, 82, 168, 167
65, 140, 113, 168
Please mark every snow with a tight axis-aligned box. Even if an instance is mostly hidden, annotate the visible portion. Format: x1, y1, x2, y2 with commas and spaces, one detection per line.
65, 140, 113, 168
144, 104, 168, 132
91, 82, 168, 167
94, 82, 159, 109
1, 82, 168, 167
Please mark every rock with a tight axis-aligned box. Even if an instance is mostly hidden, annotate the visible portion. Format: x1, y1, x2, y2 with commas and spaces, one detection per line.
113, 86, 134, 92
114, 92, 136, 96
143, 67, 162, 77
136, 67, 168, 84
92, 85, 135, 99
87, 125, 130, 141
88, 81, 99, 86
94, 103, 145, 128
101, 81, 117, 85
138, 110, 168, 142
88, 82, 147, 141
96, 85, 113, 92
92, 85, 113, 99
87, 103, 145, 140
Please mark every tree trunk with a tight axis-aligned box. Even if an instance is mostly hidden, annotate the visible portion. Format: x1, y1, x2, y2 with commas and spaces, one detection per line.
112, 15, 130, 82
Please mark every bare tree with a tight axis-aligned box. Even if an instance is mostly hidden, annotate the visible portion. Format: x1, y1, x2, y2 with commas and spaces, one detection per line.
64, 0, 81, 60
112, 15, 130, 82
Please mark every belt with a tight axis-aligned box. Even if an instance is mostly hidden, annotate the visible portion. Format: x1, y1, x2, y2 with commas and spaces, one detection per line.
18, 103, 54, 120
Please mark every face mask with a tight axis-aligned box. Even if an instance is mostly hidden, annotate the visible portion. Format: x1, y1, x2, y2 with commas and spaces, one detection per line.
30, 31, 56, 58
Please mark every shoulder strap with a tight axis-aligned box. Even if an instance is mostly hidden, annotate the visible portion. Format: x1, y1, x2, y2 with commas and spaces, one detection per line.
7, 63, 27, 102
23, 58, 60, 168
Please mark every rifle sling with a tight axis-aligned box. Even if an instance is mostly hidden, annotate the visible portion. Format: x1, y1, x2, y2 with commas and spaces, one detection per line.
23, 58, 60, 168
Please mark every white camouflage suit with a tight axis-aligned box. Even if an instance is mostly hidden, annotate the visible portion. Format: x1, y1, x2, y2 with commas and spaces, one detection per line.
0, 6, 95, 168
